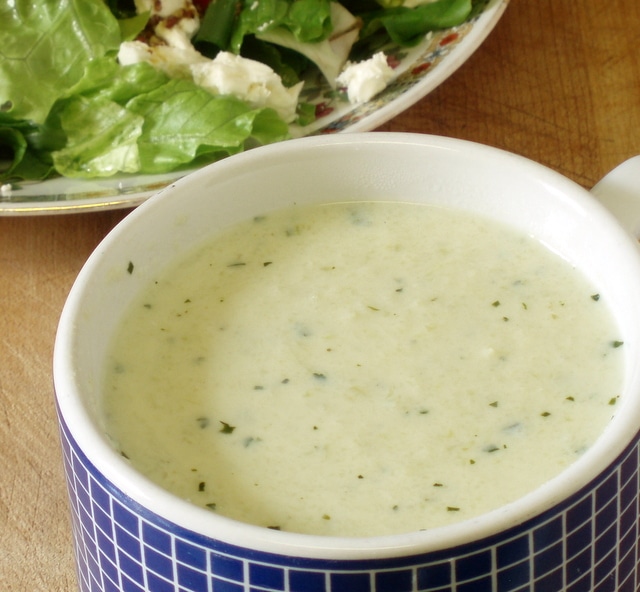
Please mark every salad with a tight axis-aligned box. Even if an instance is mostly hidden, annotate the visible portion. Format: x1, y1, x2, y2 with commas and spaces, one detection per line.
0, 0, 476, 182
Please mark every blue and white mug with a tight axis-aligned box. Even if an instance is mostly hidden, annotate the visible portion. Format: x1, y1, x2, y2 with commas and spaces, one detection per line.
54, 134, 640, 592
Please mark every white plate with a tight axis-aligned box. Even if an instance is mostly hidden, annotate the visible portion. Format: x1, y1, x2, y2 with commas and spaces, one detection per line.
0, 0, 509, 216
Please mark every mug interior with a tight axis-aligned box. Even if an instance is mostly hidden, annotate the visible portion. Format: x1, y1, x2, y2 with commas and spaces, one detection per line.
54, 132, 640, 558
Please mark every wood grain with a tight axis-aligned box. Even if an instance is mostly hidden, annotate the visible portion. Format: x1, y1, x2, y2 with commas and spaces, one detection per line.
1, 1, 639, 589
379, 0, 640, 187
0, 211, 129, 590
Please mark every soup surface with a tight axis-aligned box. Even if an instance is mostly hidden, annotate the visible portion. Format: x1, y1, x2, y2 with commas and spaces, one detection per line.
103, 201, 624, 536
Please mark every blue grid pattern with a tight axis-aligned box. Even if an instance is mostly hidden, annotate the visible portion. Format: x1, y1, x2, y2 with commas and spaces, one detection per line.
57, 411, 640, 592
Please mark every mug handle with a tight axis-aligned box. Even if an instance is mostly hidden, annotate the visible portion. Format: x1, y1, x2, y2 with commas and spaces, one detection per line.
591, 155, 640, 239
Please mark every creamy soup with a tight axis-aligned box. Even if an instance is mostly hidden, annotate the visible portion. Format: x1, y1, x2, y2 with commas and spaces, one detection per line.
103, 201, 623, 537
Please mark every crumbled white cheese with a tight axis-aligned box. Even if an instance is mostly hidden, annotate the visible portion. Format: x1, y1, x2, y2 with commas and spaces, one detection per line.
0, 183, 12, 198
336, 52, 395, 104
118, 40, 152, 66
118, 40, 207, 79
119, 0, 205, 78
191, 52, 303, 123
155, 17, 199, 49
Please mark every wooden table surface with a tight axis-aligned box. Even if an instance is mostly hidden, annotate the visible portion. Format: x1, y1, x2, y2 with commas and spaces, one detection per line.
1, 1, 639, 589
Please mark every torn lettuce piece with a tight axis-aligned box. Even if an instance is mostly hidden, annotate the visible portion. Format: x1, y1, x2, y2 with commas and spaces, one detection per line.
127, 78, 290, 174
0, 0, 122, 123
358, 0, 472, 46
230, 0, 334, 49
256, 2, 362, 86
194, 0, 241, 55
40, 59, 164, 177
64, 58, 171, 106
50, 96, 143, 178
45, 68, 290, 178
228, 0, 361, 85
0, 114, 53, 181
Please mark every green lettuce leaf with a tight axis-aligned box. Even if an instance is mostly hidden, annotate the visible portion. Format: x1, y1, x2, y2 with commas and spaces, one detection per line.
358, 0, 473, 46
194, 0, 241, 55
2, 50, 290, 179
230, 0, 333, 53
117, 11, 151, 42
0, 0, 122, 123
128, 79, 290, 174
44, 77, 290, 178
0, 58, 168, 180
50, 96, 144, 178
0, 113, 53, 180
256, 1, 362, 85
63, 58, 171, 106
106, 0, 139, 19
2, 58, 164, 179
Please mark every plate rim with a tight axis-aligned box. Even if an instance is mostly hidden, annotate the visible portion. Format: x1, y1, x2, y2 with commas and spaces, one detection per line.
0, 0, 509, 216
